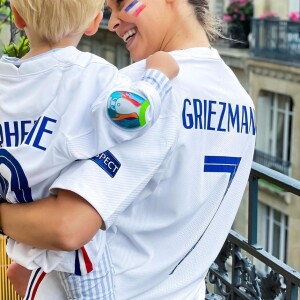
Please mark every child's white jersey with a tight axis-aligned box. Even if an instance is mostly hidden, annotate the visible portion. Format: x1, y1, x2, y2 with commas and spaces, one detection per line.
53, 47, 256, 299
0, 46, 171, 274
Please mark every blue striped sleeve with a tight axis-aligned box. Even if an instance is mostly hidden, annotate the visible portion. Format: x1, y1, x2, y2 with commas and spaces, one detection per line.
142, 69, 172, 100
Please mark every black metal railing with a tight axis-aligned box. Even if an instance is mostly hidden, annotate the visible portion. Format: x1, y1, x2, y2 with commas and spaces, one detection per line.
253, 149, 291, 176
251, 18, 300, 65
206, 162, 300, 299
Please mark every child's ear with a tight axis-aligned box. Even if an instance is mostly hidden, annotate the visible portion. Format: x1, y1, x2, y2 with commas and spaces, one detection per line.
84, 12, 103, 36
11, 5, 27, 29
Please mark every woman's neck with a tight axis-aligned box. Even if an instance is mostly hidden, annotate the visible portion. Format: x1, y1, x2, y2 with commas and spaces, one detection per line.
162, 30, 211, 52
161, 2, 211, 52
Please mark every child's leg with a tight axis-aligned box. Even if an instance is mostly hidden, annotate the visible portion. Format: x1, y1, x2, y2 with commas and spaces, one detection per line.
58, 245, 115, 300
6, 262, 31, 298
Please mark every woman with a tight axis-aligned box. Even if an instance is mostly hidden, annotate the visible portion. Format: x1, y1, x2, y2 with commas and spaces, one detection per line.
0, 0, 256, 299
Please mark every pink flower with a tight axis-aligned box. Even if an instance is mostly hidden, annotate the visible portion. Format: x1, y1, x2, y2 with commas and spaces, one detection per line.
289, 11, 300, 21
223, 15, 233, 22
240, 14, 246, 21
238, 0, 248, 7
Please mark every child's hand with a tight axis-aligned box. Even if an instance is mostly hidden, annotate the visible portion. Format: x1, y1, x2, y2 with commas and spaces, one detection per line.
7, 262, 31, 297
146, 51, 179, 80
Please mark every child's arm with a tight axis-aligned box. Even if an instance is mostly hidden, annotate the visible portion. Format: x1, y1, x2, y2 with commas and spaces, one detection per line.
89, 51, 179, 153
146, 51, 179, 80
5, 230, 105, 275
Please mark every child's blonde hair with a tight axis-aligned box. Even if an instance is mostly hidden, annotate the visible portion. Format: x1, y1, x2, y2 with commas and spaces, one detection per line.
10, 0, 105, 44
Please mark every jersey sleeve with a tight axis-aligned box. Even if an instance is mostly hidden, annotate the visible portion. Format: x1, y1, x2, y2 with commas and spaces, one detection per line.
51, 113, 178, 228
6, 230, 106, 275
88, 69, 172, 153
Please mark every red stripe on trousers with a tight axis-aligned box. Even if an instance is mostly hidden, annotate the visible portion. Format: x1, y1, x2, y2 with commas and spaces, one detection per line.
31, 271, 46, 300
81, 246, 93, 273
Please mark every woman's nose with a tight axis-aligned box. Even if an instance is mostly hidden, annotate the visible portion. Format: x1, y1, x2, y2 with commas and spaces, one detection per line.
108, 12, 120, 32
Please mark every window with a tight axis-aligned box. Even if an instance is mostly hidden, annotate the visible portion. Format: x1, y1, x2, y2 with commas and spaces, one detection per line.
256, 92, 293, 174
269, 94, 293, 162
258, 203, 288, 263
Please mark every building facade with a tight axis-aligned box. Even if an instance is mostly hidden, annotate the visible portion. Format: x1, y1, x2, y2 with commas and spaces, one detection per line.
211, 0, 300, 273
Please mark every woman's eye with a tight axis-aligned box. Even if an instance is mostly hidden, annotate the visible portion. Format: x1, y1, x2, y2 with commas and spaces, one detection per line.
116, 0, 125, 7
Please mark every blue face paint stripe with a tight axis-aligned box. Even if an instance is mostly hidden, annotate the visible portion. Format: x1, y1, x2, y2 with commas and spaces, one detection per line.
125, 0, 138, 12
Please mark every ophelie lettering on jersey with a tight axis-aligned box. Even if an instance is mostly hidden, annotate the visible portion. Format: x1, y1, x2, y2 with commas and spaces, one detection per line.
182, 98, 256, 135
0, 116, 57, 150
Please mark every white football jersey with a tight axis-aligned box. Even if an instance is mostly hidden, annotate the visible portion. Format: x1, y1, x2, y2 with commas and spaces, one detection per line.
0, 46, 171, 274
53, 47, 256, 299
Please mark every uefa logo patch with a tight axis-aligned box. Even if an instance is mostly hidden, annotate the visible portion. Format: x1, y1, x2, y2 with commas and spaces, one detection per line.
107, 91, 150, 129
90, 151, 121, 178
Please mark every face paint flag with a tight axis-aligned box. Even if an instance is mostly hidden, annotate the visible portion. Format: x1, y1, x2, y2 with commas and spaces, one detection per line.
125, 0, 146, 16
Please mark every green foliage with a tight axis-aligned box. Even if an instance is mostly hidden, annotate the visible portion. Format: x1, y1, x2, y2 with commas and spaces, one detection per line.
0, 0, 12, 21
3, 35, 29, 58
0, 0, 29, 58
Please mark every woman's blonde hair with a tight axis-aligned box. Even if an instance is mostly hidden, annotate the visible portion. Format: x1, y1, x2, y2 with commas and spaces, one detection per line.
10, 0, 105, 44
188, 0, 222, 42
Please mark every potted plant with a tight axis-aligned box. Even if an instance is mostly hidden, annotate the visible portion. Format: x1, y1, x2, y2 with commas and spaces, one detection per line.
223, 0, 254, 48
289, 11, 300, 22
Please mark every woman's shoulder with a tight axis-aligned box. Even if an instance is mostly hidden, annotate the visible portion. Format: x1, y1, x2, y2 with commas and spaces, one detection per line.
120, 59, 147, 79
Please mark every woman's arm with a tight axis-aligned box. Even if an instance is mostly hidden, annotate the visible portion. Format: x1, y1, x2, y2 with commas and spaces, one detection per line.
0, 189, 103, 251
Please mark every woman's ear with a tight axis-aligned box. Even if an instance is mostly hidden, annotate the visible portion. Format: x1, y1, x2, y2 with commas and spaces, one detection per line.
84, 12, 103, 36
11, 5, 27, 29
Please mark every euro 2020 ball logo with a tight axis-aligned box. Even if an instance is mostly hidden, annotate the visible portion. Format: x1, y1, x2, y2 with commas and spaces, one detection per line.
107, 91, 150, 129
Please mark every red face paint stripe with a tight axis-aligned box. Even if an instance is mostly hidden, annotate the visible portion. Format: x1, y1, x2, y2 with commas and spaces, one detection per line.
134, 3, 146, 16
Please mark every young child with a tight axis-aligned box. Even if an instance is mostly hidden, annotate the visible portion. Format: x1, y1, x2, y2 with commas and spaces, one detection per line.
0, 0, 179, 299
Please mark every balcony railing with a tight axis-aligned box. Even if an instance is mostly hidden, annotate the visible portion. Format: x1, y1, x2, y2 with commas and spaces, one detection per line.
0, 165, 299, 298
251, 18, 300, 65
253, 149, 291, 176
206, 162, 300, 299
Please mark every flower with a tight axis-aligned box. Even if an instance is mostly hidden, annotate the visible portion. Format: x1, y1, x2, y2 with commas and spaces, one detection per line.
223, 0, 253, 24
289, 11, 300, 22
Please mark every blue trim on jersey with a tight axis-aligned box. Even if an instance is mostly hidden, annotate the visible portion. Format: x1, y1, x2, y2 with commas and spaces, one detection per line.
169, 155, 241, 275
0, 149, 33, 203
204, 156, 241, 193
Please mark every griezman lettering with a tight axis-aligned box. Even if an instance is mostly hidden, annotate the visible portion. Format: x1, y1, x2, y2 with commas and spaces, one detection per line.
182, 98, 256, 135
